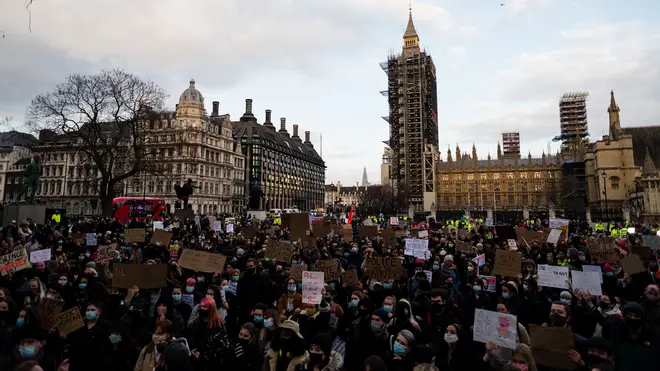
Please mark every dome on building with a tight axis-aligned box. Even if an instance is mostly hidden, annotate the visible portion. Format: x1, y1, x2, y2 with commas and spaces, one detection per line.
179, 79, 204, 105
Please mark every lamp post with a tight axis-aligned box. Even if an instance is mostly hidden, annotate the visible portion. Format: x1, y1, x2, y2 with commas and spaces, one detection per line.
601, 170, 609, 221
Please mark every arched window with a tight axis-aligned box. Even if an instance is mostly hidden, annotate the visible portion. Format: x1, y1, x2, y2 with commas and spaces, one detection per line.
610, 176, 620, 190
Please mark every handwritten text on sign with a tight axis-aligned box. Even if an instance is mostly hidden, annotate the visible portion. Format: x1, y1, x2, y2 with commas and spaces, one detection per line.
302, 271, 324, 305
537, 265, 570, 289
473, 308, 518, 350
0, 249, 31, 276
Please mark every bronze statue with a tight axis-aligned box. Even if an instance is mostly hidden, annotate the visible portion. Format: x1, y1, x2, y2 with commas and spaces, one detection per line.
18, 156, 41, 202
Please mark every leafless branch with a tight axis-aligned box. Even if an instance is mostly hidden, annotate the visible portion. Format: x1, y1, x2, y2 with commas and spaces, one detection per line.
25, 0, 33, 33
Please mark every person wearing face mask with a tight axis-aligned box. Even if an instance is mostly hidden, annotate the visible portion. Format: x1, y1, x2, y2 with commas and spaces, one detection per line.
99, 325, 139, 371
120, 297, 154, 349
185, 297, 230, 370
388, 330, 415, 370
301, 332, 343, 371
0, 338, 49, 370
589, 294, 622, 339
439, 323, 475, 370
640, 284, 660, 326
151, 298, 185, 338
464, 278, 492, 327
66, 302, 111, 371
170, 285, 192, 324
21, 278, 45, 307
135, 320, 178, 371
388, 299, 422, 340
238, 259, 272, 325
263, 320, 309, 371
277, 277, 304, 316
606, 301, 659, 371
500, 282, 521, 316
229, 323, 263, 371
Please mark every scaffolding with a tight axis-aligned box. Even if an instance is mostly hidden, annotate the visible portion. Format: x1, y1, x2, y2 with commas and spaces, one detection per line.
502, 132, 520, 158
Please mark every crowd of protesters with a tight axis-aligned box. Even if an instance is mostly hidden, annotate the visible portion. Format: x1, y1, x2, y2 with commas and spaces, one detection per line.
0, 213, 658, 371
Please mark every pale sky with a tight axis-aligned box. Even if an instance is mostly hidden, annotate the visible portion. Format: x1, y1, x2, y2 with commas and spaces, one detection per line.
0, 0, 658, 186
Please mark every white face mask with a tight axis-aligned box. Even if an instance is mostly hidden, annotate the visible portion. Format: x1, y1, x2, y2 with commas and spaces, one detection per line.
444, 333, 459, 345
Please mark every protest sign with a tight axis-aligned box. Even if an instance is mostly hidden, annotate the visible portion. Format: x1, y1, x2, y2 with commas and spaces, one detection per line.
621, 255, 645, 275
340, 269, 358, 286
94, 243, 118, 264
264, 240, 294, 262
582, 265, 603, 283
546, 229, 562, 245
302, 271, 324, 305
314, 259, 340, 282
0, 249, 30, 276
477, 275, 497, 292
243, 226, 257, 238
125, 229, 146, 243
178, 250, 227, 273
289, 263, 308, 281
54, 307, 85, 335
151, 229, 173, 246
570, 270, 602, 296
537, 265, 570, 289
473, 309, 518, 350
492, 249, 521, 277
85, 233, 97, 246
359, 225, 378, 238
529, 325, 576, 370
30, 248, 52, 263
112, 263, 167, 289
38, 298, 64, 330
404, 239, 430, 260
587, 238, 618, 264
365, 256, 404, 281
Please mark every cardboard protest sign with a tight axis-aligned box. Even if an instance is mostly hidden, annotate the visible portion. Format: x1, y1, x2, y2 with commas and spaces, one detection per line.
586, 238, 619, 264
178, 250, 227, 273
492, 249, 522, 278
151, 229, 173, 246
112, 263, 167, 289
38, 298, 64, 330
71, 233, 84, 244
54, 307, 85, 335
125, 229, 146, 243
473, 309, 518, 350
381, 228, 397, 246
94, 243, 118, 264
314, 259, 340, 281
621, 254, 645, 275
515, 227, 546, 245
0, 249, 31, 276
631, 245, 654, 259
284, 213, 310, 241
243, 226, 257, 239
301, 236, 317, 249
365, 256, 404, 281
342, 226, 353, 241
312, 222, 332, 237
340, 269, 358, 286
290, 263, 308, 281
529, 325, 577, 370
264, 240, 294, 262
359, 226, 378, 239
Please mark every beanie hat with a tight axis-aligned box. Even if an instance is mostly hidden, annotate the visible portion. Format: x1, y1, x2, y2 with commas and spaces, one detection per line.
163, 339, 191, 371
373, 308, 389, 322
311, 332, 333, 355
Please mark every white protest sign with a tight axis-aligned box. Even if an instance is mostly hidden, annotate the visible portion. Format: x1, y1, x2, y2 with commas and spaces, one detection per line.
417, 230, 428, 238
214, 220, 222, 232
226, 224, 234, 234
30, 248, 52, 263
85, 233, 97, 246
424, 270, 432, 283
389, 217, 399, 226
582, 265, 603, 283
571, 270, 603, 296
302, 271, 324, 305
404, 239, 429, 260
547, 229, 562, 245
473, 309, 518, 350
537, 264, 570, 289
153, 221, 164, 230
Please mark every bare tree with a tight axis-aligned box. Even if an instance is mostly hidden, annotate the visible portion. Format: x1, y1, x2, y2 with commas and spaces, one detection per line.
357, 183, 407, 216
0, 116, 15, 131
27, 69, 169, 216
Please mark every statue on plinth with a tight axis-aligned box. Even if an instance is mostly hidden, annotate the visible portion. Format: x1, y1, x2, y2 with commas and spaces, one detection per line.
18, 156, 41, 203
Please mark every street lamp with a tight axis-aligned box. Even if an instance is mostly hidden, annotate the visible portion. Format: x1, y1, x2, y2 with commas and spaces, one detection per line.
601, 170, 609, 221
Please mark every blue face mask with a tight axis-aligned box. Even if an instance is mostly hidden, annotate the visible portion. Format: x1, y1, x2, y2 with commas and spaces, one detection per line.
86, 311, 98, 321
473, 286, 482, 292
253, 315, 264, 323
79, 283, 87, 289
343, 252, 349, 257
383, 305, 393, 313
85, 253, 90, 258
383, 283, 391, 290
172, 294, 182, 302
206, 294, 214, 299
264, 318, 274, 329
186, 287, 194, 293
432, 265, 440, 271
16, 318, 25, 328
502, 293, 511, 299
232, 276, 239, 282
19, 345, 36, 358
350, 299, 359, 308
393, 342, 407, 356
606, 271, 614, 277
109, 335, 122, 344
288, 284, 297, 292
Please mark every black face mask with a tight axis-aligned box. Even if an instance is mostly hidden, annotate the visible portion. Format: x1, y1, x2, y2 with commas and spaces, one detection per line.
431, 302, 444, 315
625, 317, 642, 331
550, 314, 567, 327
309, 352, 324, 364
599, 301, 610, 311
585, 355, 611, 367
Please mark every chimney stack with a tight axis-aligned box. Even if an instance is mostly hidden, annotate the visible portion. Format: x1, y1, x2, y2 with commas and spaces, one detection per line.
279, 117, 289, 137
304, 131, 313, 148
292, 124, 302, 141
263, 109, 275, 129
265, 109, 272, 123
245, 99, 253, 114
212, 101, 219, 116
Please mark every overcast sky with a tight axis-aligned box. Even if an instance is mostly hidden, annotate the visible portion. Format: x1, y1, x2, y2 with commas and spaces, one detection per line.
1, 0, 658, 186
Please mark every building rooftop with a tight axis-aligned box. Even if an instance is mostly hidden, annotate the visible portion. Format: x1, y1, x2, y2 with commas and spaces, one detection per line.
622, 126, 660, 167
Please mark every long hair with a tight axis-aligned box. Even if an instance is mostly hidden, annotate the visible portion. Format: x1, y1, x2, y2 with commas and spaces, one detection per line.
200, 297, 223, 329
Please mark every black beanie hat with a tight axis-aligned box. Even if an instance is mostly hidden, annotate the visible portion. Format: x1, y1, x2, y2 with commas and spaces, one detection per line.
311, 332, 333, 356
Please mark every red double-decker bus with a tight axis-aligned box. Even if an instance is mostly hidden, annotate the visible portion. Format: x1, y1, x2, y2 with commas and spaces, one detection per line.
112, 197, 166, 224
